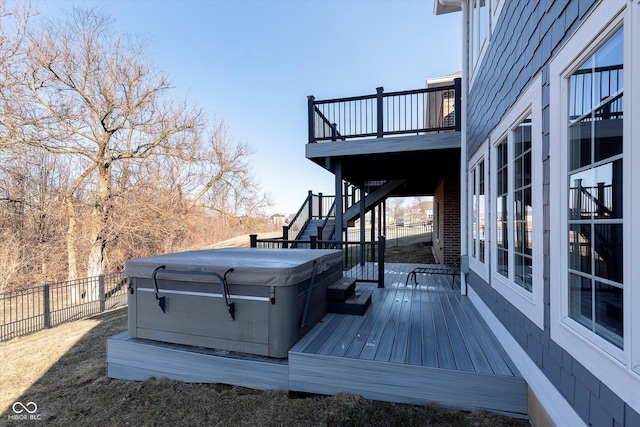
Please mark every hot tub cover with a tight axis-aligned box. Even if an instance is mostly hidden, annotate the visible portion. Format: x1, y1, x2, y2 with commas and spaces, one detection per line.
125, 248, 342, 288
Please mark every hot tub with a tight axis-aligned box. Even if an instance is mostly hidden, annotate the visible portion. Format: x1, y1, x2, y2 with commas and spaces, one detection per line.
126, 248, 342, 358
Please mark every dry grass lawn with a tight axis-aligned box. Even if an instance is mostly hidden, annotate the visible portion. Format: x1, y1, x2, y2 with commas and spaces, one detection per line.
1, 236, 529, 426
385, 234, 436, 264
207, 232, 283, 248
1, 314, 528, 426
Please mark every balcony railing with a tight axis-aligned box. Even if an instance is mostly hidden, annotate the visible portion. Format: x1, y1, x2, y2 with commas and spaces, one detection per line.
308, 78, 461, 143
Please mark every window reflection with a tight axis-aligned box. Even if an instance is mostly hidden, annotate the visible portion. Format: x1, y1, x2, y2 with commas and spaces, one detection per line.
496, 139, 509, 278
513, 116, 532, 291
569, 160, 623, 220
567, 27, 623, 349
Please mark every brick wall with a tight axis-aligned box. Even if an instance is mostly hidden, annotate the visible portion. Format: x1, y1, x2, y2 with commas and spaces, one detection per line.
432, 178, 460, 265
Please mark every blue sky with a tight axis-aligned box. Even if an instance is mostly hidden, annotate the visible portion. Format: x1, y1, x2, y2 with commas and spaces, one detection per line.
42, 0, 461, 215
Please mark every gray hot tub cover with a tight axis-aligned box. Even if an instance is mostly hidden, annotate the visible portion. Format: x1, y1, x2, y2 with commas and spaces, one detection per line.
125, 248, 342, 287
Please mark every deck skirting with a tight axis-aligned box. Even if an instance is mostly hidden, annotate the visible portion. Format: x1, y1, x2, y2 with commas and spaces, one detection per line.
288, 351, 527, 416
107, 332, 289, 390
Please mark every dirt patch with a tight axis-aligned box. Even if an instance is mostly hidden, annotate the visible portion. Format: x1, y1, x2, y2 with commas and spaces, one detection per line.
1, 308, 528, 426
207, 232, 282, 248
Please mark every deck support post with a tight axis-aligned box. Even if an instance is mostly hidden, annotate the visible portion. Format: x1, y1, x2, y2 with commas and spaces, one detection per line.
282, 227, 289, 249
370, 204, 376, 262
307, 95, 315, 143
334, 160, 343, 247
376, 87, 384, 138
377, 236, 385, 288
382, 199, 386, 236
360, 186, 366, 267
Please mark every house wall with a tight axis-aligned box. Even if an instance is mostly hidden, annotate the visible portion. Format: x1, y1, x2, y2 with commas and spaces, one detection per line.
466, 1, 640, 426
432, 178, 460, 265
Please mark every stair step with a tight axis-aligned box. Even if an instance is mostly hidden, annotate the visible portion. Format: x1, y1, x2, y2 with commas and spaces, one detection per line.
327, 277, 357, 301
328, 288, 373, 316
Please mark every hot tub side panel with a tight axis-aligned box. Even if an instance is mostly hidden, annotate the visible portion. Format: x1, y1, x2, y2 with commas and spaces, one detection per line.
268, 262, 342, 357
128, 263, 342, 358
129, 277, 270, 355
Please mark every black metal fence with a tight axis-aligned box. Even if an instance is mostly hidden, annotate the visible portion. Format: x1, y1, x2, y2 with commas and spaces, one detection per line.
384, 223, 433, 246
0, 272, 127, 341
250, 235, 386, 288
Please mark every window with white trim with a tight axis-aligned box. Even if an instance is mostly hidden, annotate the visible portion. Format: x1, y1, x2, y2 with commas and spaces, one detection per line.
495, 136, 508, 278
489, 74, 543, 329
513, 115, 533, 291
469, 0, 489, 79
470, 0, 487, 67
494, 114, 533, 291
567, 27, 624, 349
470, 158, 486, 264
550, 0, 640, 408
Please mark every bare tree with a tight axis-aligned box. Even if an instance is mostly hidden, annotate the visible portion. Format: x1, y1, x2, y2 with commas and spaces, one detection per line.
0, 0, 37, 151
185, 121, 271, 217
0, 6, 271, 295
0, 147, 69, 289
22, 7, 204, 285
108, 120, 272, 256
387, 197, 405, 225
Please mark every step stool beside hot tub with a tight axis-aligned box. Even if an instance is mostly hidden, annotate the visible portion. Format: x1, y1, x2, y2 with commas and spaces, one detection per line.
126, 248, 342, 358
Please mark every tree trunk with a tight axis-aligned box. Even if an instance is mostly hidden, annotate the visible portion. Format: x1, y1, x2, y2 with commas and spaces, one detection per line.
66, 194, 80, 303
87, 162, 111, 299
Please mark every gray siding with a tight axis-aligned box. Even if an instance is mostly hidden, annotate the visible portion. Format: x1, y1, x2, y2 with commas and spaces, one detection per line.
467, 0, 594, 158
466, 0, 640, 426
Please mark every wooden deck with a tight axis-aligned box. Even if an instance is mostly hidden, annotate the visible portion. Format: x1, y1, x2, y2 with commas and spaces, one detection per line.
107, 263, 527, 418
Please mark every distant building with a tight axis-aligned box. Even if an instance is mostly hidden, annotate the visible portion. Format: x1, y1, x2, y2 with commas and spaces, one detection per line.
268, 214, 287, 226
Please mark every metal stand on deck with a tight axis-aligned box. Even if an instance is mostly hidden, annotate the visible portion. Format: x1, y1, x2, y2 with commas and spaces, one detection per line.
405, 265, 460, 288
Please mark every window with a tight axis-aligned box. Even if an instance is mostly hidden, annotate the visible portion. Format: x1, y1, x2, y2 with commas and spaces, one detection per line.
495, 137, 508, 278
489, 75, 543, 328
513, 116, 532, 291
567, 27, 624, 349
470, 158, 486, 264
550, 0, 640, 407
494, 115, 533, 291
469, 0, 489, 79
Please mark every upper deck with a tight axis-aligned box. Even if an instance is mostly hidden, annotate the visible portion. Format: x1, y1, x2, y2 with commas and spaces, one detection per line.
306, 80, 462, 195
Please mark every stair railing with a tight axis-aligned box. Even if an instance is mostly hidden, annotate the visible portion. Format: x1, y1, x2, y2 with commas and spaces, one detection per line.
317, 200, 336, 241
285, 191, 312, 244
284, 191, 338, 245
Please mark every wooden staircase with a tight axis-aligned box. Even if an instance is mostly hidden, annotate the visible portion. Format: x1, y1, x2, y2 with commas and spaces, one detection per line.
327, 277, 372, 315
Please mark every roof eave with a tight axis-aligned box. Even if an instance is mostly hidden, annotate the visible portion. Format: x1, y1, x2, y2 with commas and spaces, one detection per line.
433, 0, 462, 15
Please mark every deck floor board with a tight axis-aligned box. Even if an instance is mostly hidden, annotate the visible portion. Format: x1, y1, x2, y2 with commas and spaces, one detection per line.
353, 287, 396, 360
405, 287, 423, 365
389, 289, 412, 363
374, 288, 404, 362
420, 287, 440, 368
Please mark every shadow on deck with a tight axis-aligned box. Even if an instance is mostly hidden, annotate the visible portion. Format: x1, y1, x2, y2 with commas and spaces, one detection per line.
107, 263, 527, 419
